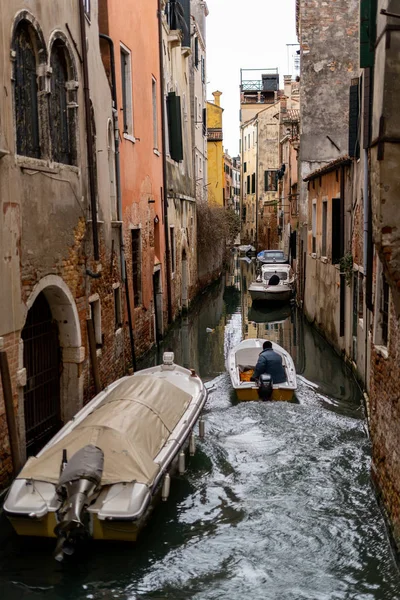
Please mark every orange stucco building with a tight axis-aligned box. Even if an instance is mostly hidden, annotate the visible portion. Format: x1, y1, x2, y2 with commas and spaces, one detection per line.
99, 0, 167, 355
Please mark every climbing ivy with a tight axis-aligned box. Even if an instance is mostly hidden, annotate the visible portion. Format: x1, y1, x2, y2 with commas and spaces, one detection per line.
340, 252, 353, 287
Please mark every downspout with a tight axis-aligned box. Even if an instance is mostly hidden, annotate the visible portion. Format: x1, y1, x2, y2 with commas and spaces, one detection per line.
79, 0, 99, 261
363, 147, 370, 393
99, 33, 136, 371
255, 119, 259, 251
158, 0, 173, 324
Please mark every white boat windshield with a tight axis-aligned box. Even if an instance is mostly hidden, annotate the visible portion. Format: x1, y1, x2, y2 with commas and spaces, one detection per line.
263, 271, 288, 282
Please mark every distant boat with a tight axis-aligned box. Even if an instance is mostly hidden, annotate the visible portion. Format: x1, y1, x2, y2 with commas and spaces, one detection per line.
227, 338, 297, 401
238, 244, 256, 256
249, 264, 295, 304
257, 249, 288, 264
4, 353, 207, 559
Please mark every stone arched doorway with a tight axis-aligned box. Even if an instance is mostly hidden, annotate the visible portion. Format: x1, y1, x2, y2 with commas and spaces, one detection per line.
22, 292, 62, 456
21, 275, 84, 459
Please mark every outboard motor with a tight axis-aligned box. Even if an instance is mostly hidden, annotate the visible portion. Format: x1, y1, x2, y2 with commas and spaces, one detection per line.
268, 274, 280, 286
258, 373, 273, 401
54, 444, 104, 561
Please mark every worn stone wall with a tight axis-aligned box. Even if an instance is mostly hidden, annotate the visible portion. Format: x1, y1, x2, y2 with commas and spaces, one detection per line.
370, 300, 400, 545
0, 0, 126, 488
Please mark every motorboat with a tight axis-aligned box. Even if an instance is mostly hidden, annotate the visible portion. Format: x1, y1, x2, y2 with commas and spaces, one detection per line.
4, 352, 207, 559
238, 244, 256, 256
227, 338, 297, 401
248, 303, 292, 324
257, 249, 288, 264
249, 264, 295, 303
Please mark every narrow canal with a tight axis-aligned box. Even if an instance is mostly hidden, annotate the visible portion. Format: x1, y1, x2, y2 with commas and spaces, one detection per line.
1, 255, 400, 599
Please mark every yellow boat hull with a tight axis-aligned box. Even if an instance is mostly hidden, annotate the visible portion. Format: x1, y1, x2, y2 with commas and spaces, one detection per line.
8, 512, 140, 542
235, 387, 295, 402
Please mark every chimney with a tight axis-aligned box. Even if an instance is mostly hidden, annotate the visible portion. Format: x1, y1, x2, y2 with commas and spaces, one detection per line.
212, 91, 222, 107
284, 75, 292, 100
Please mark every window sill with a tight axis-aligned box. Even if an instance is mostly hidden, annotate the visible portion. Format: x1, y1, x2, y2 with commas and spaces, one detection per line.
320, 256, 328, 264
111, 220, 123, 227
153, 148, 160, 157
123, 133, 136, 143
115, 327, 123, 337
374, 344, 389, 360
311, 252, 317, 259
96, 348, 102, 358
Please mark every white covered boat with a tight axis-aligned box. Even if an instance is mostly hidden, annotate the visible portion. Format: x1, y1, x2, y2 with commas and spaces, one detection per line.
4, 353, 207, 559
227, 338, 297, 401
249, 263, 295, 303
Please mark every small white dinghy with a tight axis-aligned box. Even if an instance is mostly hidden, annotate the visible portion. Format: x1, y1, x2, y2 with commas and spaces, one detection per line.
4, 352, 207, 559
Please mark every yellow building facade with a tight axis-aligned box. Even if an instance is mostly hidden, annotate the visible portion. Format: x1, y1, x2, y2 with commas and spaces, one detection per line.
206, 91, 224, 206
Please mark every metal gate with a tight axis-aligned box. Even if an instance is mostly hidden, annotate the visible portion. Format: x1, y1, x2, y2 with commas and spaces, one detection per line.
22, 292, 62, 456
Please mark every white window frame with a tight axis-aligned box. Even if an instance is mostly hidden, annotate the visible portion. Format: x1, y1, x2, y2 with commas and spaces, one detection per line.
89, 294, 102, 347
120, 43, 134, 140
152, 77, 158, 150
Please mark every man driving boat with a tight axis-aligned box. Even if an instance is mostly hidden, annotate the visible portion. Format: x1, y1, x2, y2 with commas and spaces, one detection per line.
251, 341, 287, 384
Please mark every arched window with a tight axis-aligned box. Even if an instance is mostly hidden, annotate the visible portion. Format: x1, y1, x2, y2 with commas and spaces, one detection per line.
14, 23, 40, 158
50, 42, 72, 164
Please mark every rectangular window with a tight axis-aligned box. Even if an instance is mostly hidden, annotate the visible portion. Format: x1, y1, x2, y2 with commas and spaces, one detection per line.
244, 162, 247, 173
89, 297, 102, 347
248, 134, 250, 148
113, 284, 122, 330
120, 45, 133, 136
152, 78, 158, 149
251, 173, 256, 194
194, 37, 199, 67
312, 202, 316, 254
264, 170, 277, 191
349, 80, 360, 159
201, 56, 205, 83
322, 201, 327, 257
170, 226, 176, 274
195, 95, 198, 123
381, 274, 389, 345
166, 92, 183, 162
247, 174, 250, 194
202, 107, 207, 136
131, 229, 142, 306
331, 197, 341, 264
358, 272, 364, 320
244, 136, 247, 151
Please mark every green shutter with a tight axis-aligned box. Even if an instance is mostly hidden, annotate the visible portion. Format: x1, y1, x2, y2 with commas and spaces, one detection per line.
167, 92, 183, 162
360, 0, 377, 68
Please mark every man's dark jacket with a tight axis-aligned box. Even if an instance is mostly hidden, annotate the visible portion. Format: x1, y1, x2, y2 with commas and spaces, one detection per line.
252, 348, 287, 383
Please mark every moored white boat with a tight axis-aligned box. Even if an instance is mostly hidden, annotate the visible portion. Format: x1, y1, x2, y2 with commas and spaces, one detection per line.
249, 264, 295, 304
4, 352, 207, 559
227, 338, 297, 401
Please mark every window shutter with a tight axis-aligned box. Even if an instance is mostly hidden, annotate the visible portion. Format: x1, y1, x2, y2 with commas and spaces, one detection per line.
251, 173, 256, 194
194, 37, 199, 67
362, 68, 371, 149
264, 170, 268, 191
348, 82, 360, 158
331, 197, 341, 264
167, 92, 183, 162
202, 107, 206, 136
360, 0, 377, 68
180, 0, 191, 47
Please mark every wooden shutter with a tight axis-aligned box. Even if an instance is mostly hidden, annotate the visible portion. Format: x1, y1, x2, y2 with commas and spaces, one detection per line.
252, 173, 256, 193
360, 0, 377, 68
331, 197, 341, 264
167, 92, 183, 162
348, 82, 360, 158
264, 170, 268, 191
362, 68, 372, 149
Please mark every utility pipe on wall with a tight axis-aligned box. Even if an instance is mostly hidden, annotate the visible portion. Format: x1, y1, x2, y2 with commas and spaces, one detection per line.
78, 0, 99, 261
99, 33, 136, 371
158, 0, 173, 324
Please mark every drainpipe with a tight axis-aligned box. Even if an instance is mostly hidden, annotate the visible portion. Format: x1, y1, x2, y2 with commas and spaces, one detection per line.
158, 0, 173, 324
363, 148, 370, 391
79, 0, 99, 261
255, 120, 259, 251
99, 33, 136, 371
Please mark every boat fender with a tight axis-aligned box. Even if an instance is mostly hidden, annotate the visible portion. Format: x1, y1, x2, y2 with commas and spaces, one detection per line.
162, 473, 170, 501
199, 418, 205, 439
189, 432, 196, 456
178, 451, 185, 474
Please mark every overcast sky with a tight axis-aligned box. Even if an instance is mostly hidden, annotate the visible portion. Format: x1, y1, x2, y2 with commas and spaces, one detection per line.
206, 0, 297, 156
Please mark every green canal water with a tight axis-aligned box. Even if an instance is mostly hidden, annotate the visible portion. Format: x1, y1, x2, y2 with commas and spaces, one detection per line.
1, 256, 399, 599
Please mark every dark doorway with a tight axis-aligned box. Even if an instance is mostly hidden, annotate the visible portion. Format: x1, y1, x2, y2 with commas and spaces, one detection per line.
22, 292, 62, 456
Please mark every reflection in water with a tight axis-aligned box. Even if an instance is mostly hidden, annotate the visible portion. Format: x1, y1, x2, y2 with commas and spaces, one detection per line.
0, 253, 399, 600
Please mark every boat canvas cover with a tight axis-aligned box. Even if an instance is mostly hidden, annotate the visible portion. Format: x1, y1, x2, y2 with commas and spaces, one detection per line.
19, 376, 192, 486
